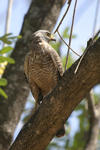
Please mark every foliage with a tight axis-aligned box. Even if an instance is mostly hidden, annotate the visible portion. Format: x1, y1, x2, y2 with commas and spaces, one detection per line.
0, 33, 22, 98
0, 33, 22, 45
62, 27, 76, 39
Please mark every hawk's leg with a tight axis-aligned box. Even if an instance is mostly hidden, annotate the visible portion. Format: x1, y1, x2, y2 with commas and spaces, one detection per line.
38, 93, 43, 105
36, 90, 43, 110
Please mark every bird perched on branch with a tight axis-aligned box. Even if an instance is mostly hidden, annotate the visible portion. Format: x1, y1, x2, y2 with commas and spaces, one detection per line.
24, 30, 65, 137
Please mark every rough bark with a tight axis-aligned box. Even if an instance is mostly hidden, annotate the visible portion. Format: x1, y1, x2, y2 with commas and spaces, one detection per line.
0, 0, 66, 149
9, 38, 100, 150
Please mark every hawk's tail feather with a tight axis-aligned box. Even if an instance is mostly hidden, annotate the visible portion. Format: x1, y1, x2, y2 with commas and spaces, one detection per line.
56, 124, 65, 138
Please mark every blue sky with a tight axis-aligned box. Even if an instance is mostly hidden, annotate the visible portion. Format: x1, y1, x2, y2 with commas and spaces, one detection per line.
54, 0, 100, 57
0, 0, 100, 52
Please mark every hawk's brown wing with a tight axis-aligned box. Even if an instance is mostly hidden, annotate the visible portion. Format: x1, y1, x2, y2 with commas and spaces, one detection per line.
47, 44, 64, 78
24, 52, 41, 110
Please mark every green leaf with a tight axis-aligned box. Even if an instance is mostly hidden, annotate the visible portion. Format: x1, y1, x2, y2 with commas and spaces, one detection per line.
62, 27, 76, 39
0, 33, 12, 39
51, 42, 60, 53
8, 35, 22, 39
0, 88, 8, 98
63, 27, 69, 38
72, 35, 77, 38
3, 33, 12, 37
0, 33, 13, 44
4, 57, 15, 64
81, 46, 85, 52
0, 33, 22, 44
0, 46, 13, 54
0, 78, 7, 86
0, 37, 12, 44
8, 37, 17, 39
0, 56, 15, 64
17, 35, 22, 39
0, 56, 5, 63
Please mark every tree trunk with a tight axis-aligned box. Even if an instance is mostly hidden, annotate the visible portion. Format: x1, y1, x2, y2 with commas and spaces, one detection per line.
9, 38, 100, 150
0, 0, 66, 149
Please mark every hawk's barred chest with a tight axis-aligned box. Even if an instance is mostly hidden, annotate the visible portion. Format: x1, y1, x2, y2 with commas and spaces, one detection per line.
28, 41, 59, 91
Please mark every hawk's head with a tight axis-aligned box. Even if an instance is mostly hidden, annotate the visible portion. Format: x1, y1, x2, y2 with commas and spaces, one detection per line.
30, 30, 56, 43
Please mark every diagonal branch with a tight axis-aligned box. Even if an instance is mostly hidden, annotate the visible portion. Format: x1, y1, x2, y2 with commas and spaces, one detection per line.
9, 38, 100, 150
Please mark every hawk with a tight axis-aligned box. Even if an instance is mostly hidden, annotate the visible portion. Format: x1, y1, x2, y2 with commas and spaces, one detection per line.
24, 30, 65, 137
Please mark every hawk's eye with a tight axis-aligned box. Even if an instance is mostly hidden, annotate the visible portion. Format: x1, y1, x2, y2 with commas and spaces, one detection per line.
45, 32, 51, 37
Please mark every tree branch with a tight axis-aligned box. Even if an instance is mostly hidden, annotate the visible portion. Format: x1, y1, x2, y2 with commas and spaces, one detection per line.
9, 38, 100, 150
84, 91, 100, 150
54, 0, 72, 33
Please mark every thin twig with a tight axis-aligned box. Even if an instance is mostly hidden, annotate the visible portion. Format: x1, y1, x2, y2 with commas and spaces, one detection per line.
93, 29, 100, 40
65, 0, 78, 70
5, 0, 13, 34
74, 39, 93, 74
74, 29, 100, 74
54, 0, 72, 34
84, 90, 100, 150
3, 0, 13, 48
68, 0, 72, 5
86, 90, 95, 119
92, 0, 100, 37
57, 30, 80, 57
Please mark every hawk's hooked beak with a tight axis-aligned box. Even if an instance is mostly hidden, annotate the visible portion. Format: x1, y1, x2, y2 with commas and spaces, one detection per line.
50, 34, 56, 42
